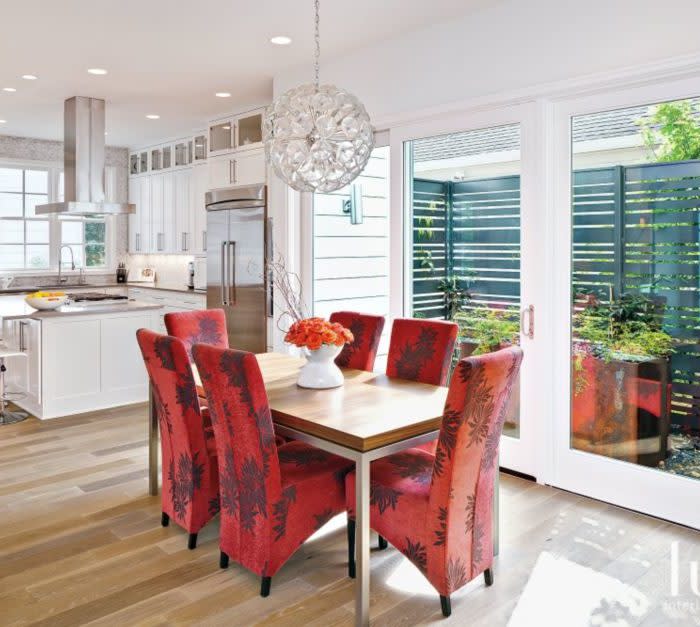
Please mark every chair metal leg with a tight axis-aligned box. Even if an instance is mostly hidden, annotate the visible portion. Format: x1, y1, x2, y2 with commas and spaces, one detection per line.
187, 533, 198, 550
378, 535, 388, 550
260, 576, 272, 597
219, 551, 229, 569
161, 512, 169, 527
440, 595, 451, 617
484, 567, 494, 586
347, 518, 356, 578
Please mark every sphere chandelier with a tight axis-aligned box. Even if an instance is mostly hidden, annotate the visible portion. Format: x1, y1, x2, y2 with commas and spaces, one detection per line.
263, 0, 374, 193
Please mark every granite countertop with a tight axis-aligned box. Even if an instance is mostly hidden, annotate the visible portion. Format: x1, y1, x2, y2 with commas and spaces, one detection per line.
2, 300, 163, 321
0, 282, 205, 296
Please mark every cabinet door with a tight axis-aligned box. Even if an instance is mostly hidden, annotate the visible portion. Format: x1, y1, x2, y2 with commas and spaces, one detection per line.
23, 319, 41, 403
128, 177, 140, 253
232, 150, 266, 186
162, 172, 175, 252
192, 164, 208, 254
209, 120, 234, 154
174, 169, 192, 253
235, 112, 263, 151
150, 174, 164, 252
208, 154, 235, 190
139, 176, 152, 253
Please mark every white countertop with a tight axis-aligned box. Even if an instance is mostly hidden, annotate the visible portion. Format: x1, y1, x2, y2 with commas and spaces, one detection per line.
1, 300, 163, 321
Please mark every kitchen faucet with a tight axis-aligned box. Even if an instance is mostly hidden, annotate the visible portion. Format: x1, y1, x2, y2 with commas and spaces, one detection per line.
57, 245, 78, 285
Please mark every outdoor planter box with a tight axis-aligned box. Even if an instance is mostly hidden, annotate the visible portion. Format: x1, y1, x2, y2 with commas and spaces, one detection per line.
572, 345, 671, 467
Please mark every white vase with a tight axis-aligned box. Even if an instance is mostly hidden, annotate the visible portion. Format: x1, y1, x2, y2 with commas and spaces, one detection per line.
297, 344, 344, 389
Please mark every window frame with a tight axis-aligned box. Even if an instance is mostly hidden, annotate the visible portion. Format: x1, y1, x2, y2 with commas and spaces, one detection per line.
0, 158, 115, 274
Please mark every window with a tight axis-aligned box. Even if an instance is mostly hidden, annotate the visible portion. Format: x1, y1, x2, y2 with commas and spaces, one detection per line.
0, 167, 50, 269
0, 163, 110, 271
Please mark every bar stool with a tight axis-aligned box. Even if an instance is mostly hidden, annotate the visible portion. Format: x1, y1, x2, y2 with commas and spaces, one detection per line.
0, 344, 28, 425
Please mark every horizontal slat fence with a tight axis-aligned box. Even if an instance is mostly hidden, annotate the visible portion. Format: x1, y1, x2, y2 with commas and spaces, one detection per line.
414, 159, 700, 430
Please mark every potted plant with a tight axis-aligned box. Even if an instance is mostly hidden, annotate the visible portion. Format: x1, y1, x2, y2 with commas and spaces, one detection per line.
453, 307, 520, 356
437, 275, 472, 322
572, 293, 674, 466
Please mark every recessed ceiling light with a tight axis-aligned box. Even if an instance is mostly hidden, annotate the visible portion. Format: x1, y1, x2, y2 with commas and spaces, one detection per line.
215, 92, 231, 98
0, 119, 6, 124
146, 114, 160, 120
2, 87, 17, 92
21, 74, 38, 80
270, 36, 292, 45
87, 68, 108, 75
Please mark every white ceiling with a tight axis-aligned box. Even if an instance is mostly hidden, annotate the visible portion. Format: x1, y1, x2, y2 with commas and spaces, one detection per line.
0, 0, 493, 148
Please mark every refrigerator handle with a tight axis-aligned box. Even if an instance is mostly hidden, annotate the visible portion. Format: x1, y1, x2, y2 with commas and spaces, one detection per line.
266, 218, 274, 317
220, 241, 228, 306
229, 241, 237, 305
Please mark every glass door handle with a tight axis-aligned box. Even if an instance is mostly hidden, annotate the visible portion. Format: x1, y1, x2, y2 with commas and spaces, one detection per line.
521, 304, 534, 339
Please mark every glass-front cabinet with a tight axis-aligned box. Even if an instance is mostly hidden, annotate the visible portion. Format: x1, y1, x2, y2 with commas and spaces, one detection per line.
237, 112, 263, 150
209, 121, 234, 154
208, 108, 264, 155
175, 141, 189, 167
193, 134, 207, 162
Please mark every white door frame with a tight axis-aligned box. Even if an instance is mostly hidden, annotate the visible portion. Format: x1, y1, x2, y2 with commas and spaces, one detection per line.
390, 102, 549, 481
550, 75, 700, 529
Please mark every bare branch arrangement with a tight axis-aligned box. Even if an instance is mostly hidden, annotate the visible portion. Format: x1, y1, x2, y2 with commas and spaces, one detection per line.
264, 253, 309, 332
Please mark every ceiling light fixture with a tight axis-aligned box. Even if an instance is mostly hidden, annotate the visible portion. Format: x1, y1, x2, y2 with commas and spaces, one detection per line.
22, 74, 38, 80
2, 87, 17, 92
263, 0, 373, 193
215, 92, 231, 98
270, 36, 292, 45
0, 119, 6, 124
146, 114, 160, 120
87, 68, 108, 75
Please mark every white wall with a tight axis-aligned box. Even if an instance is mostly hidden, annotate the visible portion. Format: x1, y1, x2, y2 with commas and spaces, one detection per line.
273, 0, 700, 122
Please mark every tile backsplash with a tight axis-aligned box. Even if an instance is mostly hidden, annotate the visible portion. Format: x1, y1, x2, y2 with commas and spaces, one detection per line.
126, 254, 194, 289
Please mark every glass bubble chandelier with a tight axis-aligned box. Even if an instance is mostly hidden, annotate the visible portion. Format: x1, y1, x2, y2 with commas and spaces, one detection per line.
263, 0, 374, 193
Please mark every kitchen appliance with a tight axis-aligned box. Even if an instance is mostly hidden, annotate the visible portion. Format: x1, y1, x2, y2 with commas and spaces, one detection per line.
193, 257, 207, 291
67, 292, 129, 303
130, 267, 156, 284
116, 263, 128, 283
36, 97, 134, 216
186, 261, 195, 289
205, 184, 270, 353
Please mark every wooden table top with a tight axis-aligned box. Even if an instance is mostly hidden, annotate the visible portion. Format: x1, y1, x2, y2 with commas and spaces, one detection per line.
196, 352, 448, 452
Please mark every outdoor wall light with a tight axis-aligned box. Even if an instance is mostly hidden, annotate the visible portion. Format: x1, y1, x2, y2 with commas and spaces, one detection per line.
343, 184, 364, 225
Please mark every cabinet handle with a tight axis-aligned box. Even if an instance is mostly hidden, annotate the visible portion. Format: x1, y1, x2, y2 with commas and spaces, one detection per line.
520, 304, 535, 340
19, 321, 27, 352
135, 232, 140, 251
181, 232, 186, 251
202, 231, 207, 252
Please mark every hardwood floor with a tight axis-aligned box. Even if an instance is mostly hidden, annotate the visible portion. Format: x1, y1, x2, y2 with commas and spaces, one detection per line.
1, 405, 698, 626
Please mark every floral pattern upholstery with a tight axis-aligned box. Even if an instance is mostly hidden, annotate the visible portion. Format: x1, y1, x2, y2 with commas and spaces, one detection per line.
164, 308, 228, 360
192, 343, 353, 579
347, 347, 523, 598
136, 329, 220, 535
386, 318, 458, 453
329, 311, 385, 371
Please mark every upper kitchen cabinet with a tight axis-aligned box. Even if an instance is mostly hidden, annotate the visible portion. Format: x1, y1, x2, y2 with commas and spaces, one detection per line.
192, 133, 207, 163
208, 108, 264, 156
208, 149, 266, 190
129, 149, 150, 175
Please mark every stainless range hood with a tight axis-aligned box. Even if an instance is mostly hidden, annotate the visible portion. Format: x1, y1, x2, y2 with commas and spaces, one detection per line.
37, 97, 134, 216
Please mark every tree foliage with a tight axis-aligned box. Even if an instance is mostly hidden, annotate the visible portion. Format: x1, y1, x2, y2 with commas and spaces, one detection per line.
639, 100, 700, 162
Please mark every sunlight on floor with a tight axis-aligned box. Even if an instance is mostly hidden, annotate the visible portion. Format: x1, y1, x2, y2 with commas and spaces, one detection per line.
307, 513, 348, 543
508, 552, 650, 627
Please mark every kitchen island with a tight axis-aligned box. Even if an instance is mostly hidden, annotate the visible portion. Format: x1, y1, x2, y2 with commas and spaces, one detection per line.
1, 300, 161, 419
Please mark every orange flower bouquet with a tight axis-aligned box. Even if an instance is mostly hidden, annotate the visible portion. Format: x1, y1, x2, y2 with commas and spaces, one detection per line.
285, 317, 354, 351
285, 318, 354, 389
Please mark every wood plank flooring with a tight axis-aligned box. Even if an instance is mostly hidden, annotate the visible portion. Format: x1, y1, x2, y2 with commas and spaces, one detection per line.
1, 405, 698, 626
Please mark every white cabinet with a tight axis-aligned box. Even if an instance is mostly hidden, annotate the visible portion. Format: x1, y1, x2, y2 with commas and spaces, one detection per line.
128, 176, 152, 254
2, 318, 41, 409
150, 173, 175, 253
174, 169, 192, 253
208, 109, 263, 156
192, 164, 208, 254
128, 287, 206, 332
209, 149, 265, 189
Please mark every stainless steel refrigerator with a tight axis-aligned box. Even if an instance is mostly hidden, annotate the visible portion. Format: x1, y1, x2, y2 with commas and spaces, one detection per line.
205, 184, 270, 353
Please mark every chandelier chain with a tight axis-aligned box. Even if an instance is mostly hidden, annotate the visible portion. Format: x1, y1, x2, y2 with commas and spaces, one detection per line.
314, 0, 320, 88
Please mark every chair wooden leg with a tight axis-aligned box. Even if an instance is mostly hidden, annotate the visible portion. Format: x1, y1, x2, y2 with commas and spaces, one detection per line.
187, 533, 198, 550
378, 535, 388, 550
484, 567, 494, 586
440, 595, 451, 617
219, 551, 229, 569
161, 512, 169, 527
260, 576, 272, 597
347, 518, 356, 578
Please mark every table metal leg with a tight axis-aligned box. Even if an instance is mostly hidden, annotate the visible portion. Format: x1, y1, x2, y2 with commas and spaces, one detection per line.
355, 455, 370, 627
148, 383, 159, 496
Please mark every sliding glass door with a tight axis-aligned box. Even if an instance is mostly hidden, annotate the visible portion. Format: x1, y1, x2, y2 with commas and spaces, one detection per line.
552, 78, 700, 528
392, 104, 547, 478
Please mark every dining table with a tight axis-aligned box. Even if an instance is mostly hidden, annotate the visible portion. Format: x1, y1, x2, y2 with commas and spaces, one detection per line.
147, 351, 499, 627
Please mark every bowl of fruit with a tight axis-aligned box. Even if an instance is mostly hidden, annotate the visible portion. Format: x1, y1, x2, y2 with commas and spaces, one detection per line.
24, 290, 69, 310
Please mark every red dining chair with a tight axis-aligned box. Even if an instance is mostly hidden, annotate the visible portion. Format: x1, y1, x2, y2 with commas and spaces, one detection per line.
192, 343, 354, 597
329, 311, 385, 372
164, 309, 228, 361
136, 329, 219, 550
346, 346, 523, 617
386, 318, 458, 386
